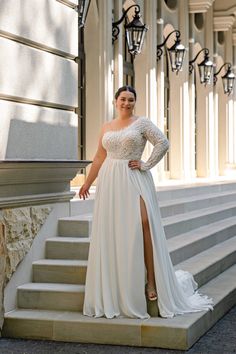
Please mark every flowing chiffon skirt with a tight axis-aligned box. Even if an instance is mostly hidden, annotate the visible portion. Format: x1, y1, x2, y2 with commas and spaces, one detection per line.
83, 157, 213, 319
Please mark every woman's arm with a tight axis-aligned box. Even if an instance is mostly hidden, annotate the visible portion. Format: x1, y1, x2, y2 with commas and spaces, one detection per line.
129, 118, 169, 172
140, 119, 169, 171
79, 127, 107, 199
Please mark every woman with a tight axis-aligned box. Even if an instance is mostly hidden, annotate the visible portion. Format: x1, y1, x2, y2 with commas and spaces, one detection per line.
79, 86, 213, 319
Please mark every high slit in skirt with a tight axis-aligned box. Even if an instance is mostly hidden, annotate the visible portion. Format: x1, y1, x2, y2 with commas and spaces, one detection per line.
83, 157, 213, 319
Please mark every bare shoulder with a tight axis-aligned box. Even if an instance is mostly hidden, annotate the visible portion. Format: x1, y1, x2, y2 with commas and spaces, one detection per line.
101, 121, 112, 133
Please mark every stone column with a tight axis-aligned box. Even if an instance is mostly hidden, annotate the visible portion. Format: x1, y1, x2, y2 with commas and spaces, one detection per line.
189, 14, 197, 178
225, 29, 234, 169
233, 33, 236, 165
135, 0, 160, 183
98, 0, 113, 124
205, 6, 216, 177
213, 15, 235, 174
113, 0, 123, 96
179, 0, 190, 179
145, 0, 159, 182
85, 0, 113, 170
156, 2, 165, 181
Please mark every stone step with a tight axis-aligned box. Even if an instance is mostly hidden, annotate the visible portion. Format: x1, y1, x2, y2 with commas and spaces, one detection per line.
175, 236, 236, 287
169, 216, 236, 265
163, 200, 236, 239
17, 282, 157, 315
58, 201, 236, 239
46, 237, 90, 260
32, 235, 236, 289
159, 190, 236, 218
33, 259, 87, 284
156, 181, 236, 201
17, 283, 85, 312
58, 214, 92, 237
3, 265, 236, 350
46, 216, 236, 264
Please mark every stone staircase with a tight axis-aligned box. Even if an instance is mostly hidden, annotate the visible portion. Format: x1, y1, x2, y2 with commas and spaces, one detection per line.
3, 182, 236, 350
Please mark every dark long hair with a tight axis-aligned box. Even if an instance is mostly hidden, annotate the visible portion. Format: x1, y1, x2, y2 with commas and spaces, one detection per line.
114, 86, 137, 101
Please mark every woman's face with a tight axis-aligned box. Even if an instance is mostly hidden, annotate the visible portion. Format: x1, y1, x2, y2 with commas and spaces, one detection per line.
115, 91, 136, 114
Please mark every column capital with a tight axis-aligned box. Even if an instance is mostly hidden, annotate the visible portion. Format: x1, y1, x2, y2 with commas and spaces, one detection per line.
189, 0, 214, 14
213, 15, 235, 31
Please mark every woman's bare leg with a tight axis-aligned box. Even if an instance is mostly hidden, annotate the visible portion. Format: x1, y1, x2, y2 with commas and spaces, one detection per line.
140, 197, 157, 298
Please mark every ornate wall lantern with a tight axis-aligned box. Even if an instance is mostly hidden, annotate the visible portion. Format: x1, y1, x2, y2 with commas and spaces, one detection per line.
75, 0, 91, 28
112, 5, 148, 57
189, 48, 213, 85
214, 63, 235, 96
156, 30, 186, 74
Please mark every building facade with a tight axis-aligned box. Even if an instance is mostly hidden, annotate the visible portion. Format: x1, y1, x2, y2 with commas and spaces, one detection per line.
0, 1, 236, 345
1, 0, 236, 185
83, 0, 236, 184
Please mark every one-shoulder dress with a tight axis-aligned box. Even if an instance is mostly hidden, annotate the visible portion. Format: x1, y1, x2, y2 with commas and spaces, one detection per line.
83, 116, 213, 319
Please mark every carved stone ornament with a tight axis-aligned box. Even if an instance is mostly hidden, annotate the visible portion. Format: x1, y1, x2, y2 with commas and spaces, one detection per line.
189, 0, 215, 13
0, 205, 52, 331
213, 16, 235, 31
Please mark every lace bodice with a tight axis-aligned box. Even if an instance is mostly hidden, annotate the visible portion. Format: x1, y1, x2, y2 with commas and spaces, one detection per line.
102, 117, 169, 171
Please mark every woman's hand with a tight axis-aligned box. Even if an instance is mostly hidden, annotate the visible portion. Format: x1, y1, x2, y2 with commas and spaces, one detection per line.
78, 183, 91, 200
128, 160, 141, 170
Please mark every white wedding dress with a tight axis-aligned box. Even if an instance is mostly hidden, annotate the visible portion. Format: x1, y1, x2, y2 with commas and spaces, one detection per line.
83, 116, 213, 319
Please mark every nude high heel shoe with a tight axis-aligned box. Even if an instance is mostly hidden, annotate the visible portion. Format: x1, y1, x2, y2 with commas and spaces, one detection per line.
145, 283, 158, 301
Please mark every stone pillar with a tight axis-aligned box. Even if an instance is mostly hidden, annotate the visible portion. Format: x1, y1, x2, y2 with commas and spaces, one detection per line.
233, 34, 236, 165
135, 0, 161, 183
156, 3, 165, 181
225, 29, 234, 169
113, 0, 124, 96
189, 14, 197, 178
213, 15, 235, 174
168, 0, 190, 180
178, 0, 190, 179
98, 0, 113, 124
84, 0, 113, 170
145, 0, 159, 182
205, 6, 216, 177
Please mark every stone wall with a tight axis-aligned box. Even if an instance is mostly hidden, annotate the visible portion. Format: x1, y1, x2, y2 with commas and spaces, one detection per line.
0, 205, 51, 330
0, 0, 78, 160
0, 223, 6, 329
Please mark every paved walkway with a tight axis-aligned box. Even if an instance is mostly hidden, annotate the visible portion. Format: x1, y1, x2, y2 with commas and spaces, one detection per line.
0, 306, 235, 354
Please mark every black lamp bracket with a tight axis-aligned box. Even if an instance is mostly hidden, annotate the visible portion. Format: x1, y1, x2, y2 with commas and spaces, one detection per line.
112, 4, 140, 44
213, 62, 231, 85
156, 30, 180, 61
189, 48, 209, 74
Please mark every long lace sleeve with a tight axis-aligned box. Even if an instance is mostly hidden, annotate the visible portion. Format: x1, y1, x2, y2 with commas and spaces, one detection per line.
140, 119, 169, 171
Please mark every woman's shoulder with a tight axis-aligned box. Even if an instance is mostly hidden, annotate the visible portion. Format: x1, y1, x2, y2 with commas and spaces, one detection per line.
101, 121, 114, 133
137, 116, 154, 126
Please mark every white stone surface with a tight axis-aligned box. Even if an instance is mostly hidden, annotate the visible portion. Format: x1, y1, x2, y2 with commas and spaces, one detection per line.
0, 100, 78, 159
0, 0, 78, 56
0, 37, 78, 107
